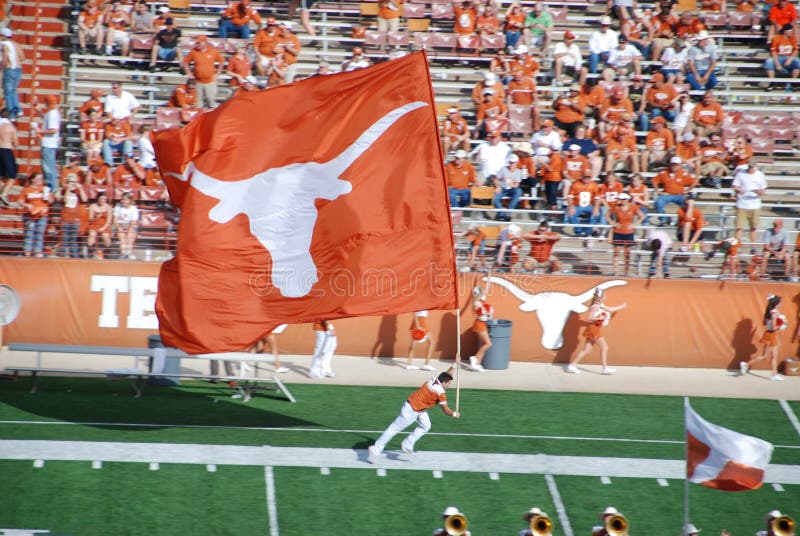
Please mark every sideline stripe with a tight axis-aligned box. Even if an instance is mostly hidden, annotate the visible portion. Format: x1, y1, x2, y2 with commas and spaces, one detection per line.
545, 474, 573, 536
376, 468, 387, 477
3, 441, 799, 484
772, 483, 785, 492
265, 466, 279, 536
600, 476, 611, 484
489, 472, 499, 480
207, 464, 217, 472
149, 462, 159, 471
657, 478, 669, 487
779, 400, 800, 437
433, 470, 443, 479
320, 467, 330, 475
33, 459, 44, 468
92, 461, 102, 469
2, 419, 798, 449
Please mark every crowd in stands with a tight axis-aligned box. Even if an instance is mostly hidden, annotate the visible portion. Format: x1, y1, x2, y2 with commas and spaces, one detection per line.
2, 0, 800, 277
436, 0, 800, 281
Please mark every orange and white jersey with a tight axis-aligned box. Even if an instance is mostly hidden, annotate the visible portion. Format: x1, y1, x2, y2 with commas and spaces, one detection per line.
408, 377, 447, 412
588, 304, 611, 326
411, 310, 429, 331
474, 299, 494, 322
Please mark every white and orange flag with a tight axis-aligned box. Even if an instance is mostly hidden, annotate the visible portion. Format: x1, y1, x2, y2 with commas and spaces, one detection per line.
153, 52, 457, 354
686, 403, 773, 491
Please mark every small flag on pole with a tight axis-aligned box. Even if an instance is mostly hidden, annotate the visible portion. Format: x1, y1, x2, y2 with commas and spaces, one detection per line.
686, 403, 773, 491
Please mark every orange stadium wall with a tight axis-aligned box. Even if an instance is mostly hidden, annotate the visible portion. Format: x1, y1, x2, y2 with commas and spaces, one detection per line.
0, 259, 797, 369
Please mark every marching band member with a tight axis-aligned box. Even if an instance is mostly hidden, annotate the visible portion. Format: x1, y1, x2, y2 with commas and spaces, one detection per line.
756, 509, 793, 536
433, 506, 471, 536
741, 295, 787, 381
519, 507, 551, 536
469, 284, 494, 372
592, 506, 627, 536
309, 320, 337, 379
567, 289, 627, 375
406, 310, 436, 371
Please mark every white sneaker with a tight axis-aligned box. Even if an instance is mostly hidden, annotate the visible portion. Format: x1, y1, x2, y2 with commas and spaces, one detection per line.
602, 367, 617, 375
566, 364, 581, 374
405, 364, 419, 370
771, 374, 785, 381
274, 367, 289, 374
323, 371, 336, 378
401, 442, 415, 456
309, 370, 324, 379
740, 362, 750, 374
469, 356, 483, 371
421, 364, 435, 371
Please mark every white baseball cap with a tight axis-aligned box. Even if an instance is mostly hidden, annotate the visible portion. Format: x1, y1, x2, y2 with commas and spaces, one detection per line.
280, 21, 293, 29
535, 146, 552, 156
569, 144, 581, 151
485, 72, 496, 83
683, 132, 695, 141
483, 88, 495, 95
617, 192, 631, 201
245, 75, 258, 84
508, 224, 521, 235
696, 30, 711, 40
455, 149, 467, 158
670, 156, 682, 164
514, 44, 529, 54
523, 507, 545, 520
447, 106, 459, 113
0, 28, 12, 38
602, 506, 619, 517
600, 15, 612, 25
159, 6, 170, 13
508, 154, 520, 163
442, 506, 461, 517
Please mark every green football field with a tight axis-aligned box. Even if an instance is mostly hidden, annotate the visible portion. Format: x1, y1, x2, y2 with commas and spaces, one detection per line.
0, 377, 797, 535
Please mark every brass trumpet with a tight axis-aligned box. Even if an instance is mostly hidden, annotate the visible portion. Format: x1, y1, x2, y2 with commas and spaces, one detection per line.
605, 514, 629, 535
772, 515, 796, 536
445, 513, 469, 535
530, 514, 553, 536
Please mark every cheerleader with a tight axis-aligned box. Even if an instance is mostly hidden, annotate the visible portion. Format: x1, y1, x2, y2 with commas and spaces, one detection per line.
468, 284, 493, 372
741, 294, 786, 381
251, 324, 289, 374
567, 289, 627, 374
406, 310, 436, 371
309, 320, 337, 379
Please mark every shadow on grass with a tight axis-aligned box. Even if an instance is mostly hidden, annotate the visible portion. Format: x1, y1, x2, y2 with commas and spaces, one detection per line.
0, 376, 319, 432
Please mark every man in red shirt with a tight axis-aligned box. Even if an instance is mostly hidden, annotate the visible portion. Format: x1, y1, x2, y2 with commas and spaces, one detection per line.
652, 156, 697, 225
765, 24, 800, 91
769, 0, 798, 44
446, 149, 476, 207
567, 172, 600, 237
101, 116, 133, 167
522, 220, 561, 273
219, 0, 263, 39
441, 106, 470, 155
182, 35, 224, 108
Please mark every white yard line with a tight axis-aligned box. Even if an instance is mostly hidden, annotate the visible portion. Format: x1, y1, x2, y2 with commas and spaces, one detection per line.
545, 474, 573, 536
2, 440, 799, 484
779, 400, 800, 437
0, 420, 687, 445
264, 466, 279, 536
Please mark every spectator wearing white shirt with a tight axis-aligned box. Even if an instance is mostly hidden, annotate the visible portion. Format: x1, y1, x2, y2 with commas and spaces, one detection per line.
603, 35, 642, 81
530, 119, 563, 153
762, 219, 790, 279
493, 155, 524, 221
660, 38, 688, 83
552, 30, 584, 86
588, 16, 619, 74
732, 163, 767, 248
474, 131, 511, 182
113, 192, 140, 259
136, 124, 157, 170
104, 82, 140, 121
645, 228, 673, 278
33, 95, 62, 192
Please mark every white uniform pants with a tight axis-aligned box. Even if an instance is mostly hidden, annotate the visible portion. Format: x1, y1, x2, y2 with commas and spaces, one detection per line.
373, 401, 431, 454
310, 330, 337, 375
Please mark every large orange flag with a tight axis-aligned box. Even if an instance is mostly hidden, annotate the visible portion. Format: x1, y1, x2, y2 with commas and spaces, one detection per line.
153, 52, 457, 354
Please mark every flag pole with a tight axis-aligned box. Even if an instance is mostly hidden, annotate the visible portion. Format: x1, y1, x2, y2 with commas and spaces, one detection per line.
684, 396, 690, 530
455, 307, 461, 413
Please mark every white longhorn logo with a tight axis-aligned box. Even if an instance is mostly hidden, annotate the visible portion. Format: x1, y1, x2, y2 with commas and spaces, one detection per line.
485, 277, 628, 350
168, 101, 428, 298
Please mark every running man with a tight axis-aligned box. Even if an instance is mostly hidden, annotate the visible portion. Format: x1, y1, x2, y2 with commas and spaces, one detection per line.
368, 364, 460, 458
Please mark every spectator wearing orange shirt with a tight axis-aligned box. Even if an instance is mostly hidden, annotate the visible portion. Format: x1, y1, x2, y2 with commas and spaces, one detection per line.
474, 88, 508, 139
476, 3, 500, 42
598, 86, 634, 140
521, 220, 561, 273
453, 0, 478, 35
78, 3, 104, 54
20, 171, 53, 257
675, 11, 704, 39
768, 0, 798, 45
168, 79, 198, 108
650, 9, 677, 62
113, 152, 145, 191
378, 0, 404, 33
736, 0, 756, 10
504, 2, 526, 50
623, 9, 654, 59
730, 134, 753, 171
562, 143, 591, 188
578, 79, 605, 122
652, 156, 696, 225
254, 17, 280, 63
691, 90, 723, 136
101, 116, 133, 167
60, 171, 88, 258
598, 172, 625, 223
698, 131, 729, 188
275, 22, 302, 83
219, 0, 263, 39
567, 173, 601, 237
507, 70, 540, 131
509, 45, 539, 84
441, 106, 470, 155
675, 132, 701, 177
447, 150, 476, 207
79, 108, 105, 163
765, 24, 800, 90
79, 89, 105, 121
607, 192, 644, 275
553, 84, 585, 138
604, 125, 639, 174
472, 72, 505, 106
225, 44, 253, 87
103, 0, 131, 57
183, 35, 224, 108
538, 146, 563, 210
641, 116, 675, 171
627, 172, 650, 220
676, 193, 705, 251
645, 72, 679, 123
